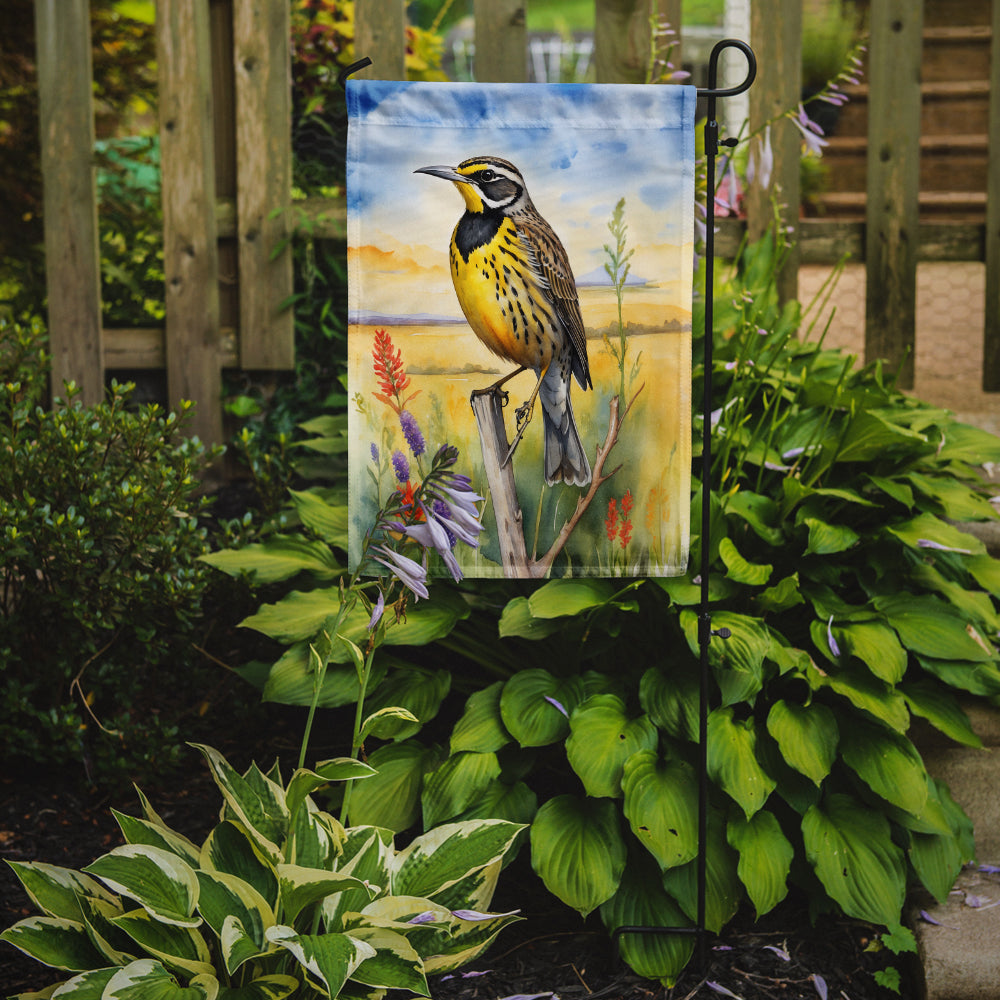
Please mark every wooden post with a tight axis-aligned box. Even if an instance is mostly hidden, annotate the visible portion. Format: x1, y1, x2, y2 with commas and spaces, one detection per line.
594, 0, 651, 84
864, 0, 923, 389
34, 0, 104, 405
474, 0, 527, 83
747, 0, 801, 305
354, 0, 406, 80
233, 0, 294, 369
983, 0, 1000, 390
157, 0, 223, 444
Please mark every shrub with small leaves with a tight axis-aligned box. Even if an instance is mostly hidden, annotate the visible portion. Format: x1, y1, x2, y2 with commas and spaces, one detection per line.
0, 317, 220, 783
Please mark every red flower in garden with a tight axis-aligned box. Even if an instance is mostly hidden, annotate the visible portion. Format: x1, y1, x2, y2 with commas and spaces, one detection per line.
372, 328, 420, 414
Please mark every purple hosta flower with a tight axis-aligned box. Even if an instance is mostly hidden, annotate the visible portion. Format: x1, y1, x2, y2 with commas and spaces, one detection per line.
451, 908, 521, 921
370, 441, 379, 463
407, 911, 438, 925
367, 590, 385, 631
544, 695, 569, 718
917, 538, 973, 555
399, 409, 426, 457
811, 974, 828, 1000
433, 498, 457, 548
371, 544, 429, 600
746, 124, 774, 191
397, 504, 464, 582
763, 944, 790, 962
827, 615, 842, 658
706, 983, 742, 999
391, 449, 410, 484
791, 103, 828, 157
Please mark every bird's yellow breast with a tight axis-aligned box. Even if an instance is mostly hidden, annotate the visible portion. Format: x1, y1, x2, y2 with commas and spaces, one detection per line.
449, 217, 560, 371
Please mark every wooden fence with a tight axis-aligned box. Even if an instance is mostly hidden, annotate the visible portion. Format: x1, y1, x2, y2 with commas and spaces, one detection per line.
33, 0, 1000, 445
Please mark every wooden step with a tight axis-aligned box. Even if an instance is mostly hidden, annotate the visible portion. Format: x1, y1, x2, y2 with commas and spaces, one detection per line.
813, 190, 987, 222
922, 25, 993, 83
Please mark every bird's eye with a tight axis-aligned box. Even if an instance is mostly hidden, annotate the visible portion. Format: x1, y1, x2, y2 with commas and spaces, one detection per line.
480, 169, 496, 182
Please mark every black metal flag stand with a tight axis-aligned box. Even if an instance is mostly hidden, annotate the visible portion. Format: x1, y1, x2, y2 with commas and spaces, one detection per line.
340, 39, 758, 974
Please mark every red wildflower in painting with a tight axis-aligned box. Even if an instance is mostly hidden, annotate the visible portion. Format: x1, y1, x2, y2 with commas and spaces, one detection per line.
605, 498, 619, 541
372, 328, 420, 414
618, 489, 634, 549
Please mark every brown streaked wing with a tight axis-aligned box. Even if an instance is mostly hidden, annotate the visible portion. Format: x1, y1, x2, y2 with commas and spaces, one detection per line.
514, 209, 592, 390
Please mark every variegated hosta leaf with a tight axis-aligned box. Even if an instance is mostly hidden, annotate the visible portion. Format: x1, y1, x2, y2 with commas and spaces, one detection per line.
450, 681, 511, 754
200, 822, 278, 911
195, 871, 274, 974
46, 966, 118, 997
110, 908, 214, 978
0, 916, 107, 971
529, 795, 626, 917
599, 853, 694, 987
727, 810, 793, 917
421, 907, 522, 975
288, 802, 344, 870
621, 751, 699, 871
802, 793, 906, 926
285, 761, 376, 823
706, 707, 776, 819
276, 864, 376, 925
190, 745, 287, 863
391, 820, 524, 901
112, 810, 201, 868
323, 829, 393, 931
77, 894, 136, 966
565, 695, 658, 799
765, 700, 838, 786
425, 859, 501, 915
265, 925, 376, 998
83, 846, 200, 928
344, 926, 429, 995
102, 958, 218, 999
214, 974, 300, 999
4, 861, 118, 922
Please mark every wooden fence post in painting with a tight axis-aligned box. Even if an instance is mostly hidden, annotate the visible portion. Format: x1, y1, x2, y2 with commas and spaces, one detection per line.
983, 0, 1000, 390
157, 0, 222, 446
746, 0, 801, 306
34, 0, 104, 406
865, 0, 923, 390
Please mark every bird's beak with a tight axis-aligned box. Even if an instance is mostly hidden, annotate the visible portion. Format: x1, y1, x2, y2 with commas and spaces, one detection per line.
414, 165, 467, 184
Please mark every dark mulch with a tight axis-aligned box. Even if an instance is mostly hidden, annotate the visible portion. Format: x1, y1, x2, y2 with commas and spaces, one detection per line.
1, 748, 915, 1000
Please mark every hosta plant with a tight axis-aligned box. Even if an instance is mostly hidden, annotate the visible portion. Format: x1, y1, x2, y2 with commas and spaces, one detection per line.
1, 744, 523, 999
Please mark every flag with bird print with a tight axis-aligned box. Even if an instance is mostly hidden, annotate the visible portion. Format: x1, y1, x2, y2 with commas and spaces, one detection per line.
347, 80, 696, 579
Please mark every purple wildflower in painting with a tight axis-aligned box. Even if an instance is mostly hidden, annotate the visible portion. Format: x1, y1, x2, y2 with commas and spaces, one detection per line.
400, 409, 426, 457
392, 449, 410, 483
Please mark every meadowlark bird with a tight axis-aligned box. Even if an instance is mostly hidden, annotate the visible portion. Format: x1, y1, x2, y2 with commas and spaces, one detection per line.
415, 155, 592, 487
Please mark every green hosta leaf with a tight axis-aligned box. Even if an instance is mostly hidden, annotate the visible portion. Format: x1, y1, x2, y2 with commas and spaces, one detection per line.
680, 610, 770, 706
621, 751, 699, 871
200, 535, 342, 584
835, 621, 907, 684
707, 708, 776, 818
84, 846, 200, 928
216, 975, 299, 1000
111, 908, 214, 977
277, 865, 374, 925
359, 706, 421, 742
874, 593, 995, 662
765, 700, 838, 786
755, 573, 804, 614
724, 490, 784, 545
530, 795, 626, 917
346, 926, 428, 994
499, 670, 584, 747
195, 871, 274, 974
966, 553, 1000, 597
803, 517, 859, 556
808, 660, 910, 732
103, 959, 218, 999
497, 596, 563, 639
260, 643, 387, 709
392, 820, 524, 901
112, 812, 201, 868
910, 562, 1000, 633
200, 822, 278, 910
265, 926, 375, 998
421, 751, 502, 828
835, 409, 927, 463
727, 811, 793, 917
362, 667, 451, 740
839, 718, 929, 816
661, 811, 741, 933
886, 512, 985, 556
639, 663, 699, 742
0, 916, 107, 971
908, 472, 999, 521
527, 578, 616, 617
347, 740, 442, 832
288, 488, 349, 546
450, 682, 511, 754
655, 573, 737, 606
935, 421, 1000, 464
718, 536, 772, 585
565, 695, 658, 798
190, 746, 287, 863
901, 680, 982, 748
916, 655, 1000, 697
599, 853, 694, 987
865, 474, 914, 509
453, 779, 538, 827
4, 862, 118, 923
802, 793, 906, 926
908, 785, 967, 907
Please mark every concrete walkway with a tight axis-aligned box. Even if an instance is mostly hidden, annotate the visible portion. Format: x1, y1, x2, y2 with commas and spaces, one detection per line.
799, 263, 1000, 998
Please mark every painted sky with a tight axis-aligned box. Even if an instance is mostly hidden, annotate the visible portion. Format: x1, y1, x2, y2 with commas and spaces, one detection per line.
346, 80, 697, 320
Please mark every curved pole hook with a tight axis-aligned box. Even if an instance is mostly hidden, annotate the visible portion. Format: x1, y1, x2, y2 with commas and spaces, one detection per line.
697, 38, 756, 99
338, 56, 373, 90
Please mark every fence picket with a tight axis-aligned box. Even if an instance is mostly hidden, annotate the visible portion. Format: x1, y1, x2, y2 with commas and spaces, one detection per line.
354, 0, 407, 79
157, 0, 222, 445
34, 0, 103, 405
474, 0, 527, 82
983, 0, 1000, 389
865, 0, 923, 389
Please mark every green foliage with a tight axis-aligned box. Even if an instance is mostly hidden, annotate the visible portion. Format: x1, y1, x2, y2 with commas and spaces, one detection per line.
0, 317, 220, 783
1, 744, 524, 998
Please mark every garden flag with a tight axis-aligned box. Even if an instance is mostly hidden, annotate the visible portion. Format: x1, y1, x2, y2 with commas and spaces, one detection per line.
347, 80, 696, 579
